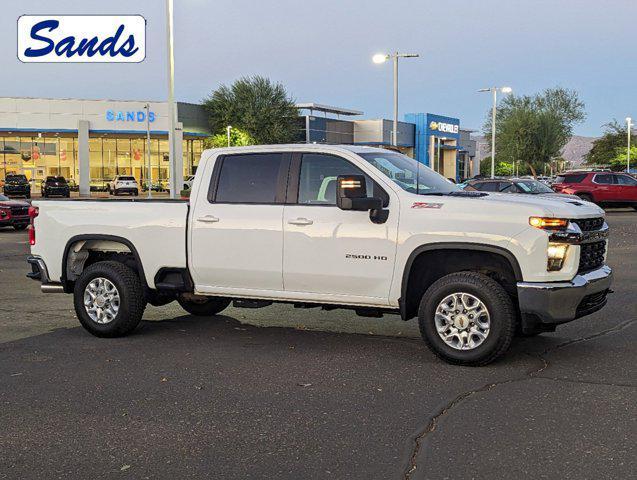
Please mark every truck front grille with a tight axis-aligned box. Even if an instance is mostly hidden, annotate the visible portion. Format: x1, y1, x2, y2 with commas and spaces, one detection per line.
572, 217, 604, 232
578, 240, 606, 273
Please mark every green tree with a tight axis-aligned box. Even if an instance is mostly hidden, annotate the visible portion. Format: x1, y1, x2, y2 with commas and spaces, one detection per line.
479, 157, 515, 176
203, 128, 255, 149
484, 87, 585, 177
203, 76, 299, 144
584, 120, 632, 168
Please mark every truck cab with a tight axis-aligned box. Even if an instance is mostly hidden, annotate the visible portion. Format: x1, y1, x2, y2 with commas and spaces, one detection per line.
27, 145, 612, 365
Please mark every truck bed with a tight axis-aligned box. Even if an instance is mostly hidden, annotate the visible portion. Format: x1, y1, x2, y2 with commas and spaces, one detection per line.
31, 198, 189, 288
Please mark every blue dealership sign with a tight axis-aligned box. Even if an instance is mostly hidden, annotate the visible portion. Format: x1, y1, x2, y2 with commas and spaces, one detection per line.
106, 109, 155, 123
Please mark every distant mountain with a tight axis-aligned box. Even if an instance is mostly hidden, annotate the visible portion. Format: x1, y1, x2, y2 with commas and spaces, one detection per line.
471, 134, 597, 167
560, 135, 596, 167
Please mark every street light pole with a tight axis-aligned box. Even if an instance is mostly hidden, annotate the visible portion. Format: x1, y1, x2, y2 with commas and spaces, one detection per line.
373, 52, 419, 147
626, 117, 632, 173
166, 0, 178, 199
145, 103, 152, 199
478, 86, 512, 178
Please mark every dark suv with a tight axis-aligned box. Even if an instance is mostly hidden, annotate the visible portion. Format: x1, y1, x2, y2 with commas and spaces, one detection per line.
41, 176, 70, 198
3, 174, 31, 198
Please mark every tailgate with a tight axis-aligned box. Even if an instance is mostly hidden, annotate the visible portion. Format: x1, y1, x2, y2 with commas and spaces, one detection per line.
31, 199, 189, 288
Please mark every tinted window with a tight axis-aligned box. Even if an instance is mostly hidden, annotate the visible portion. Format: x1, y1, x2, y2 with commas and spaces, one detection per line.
298, 154, 373, 205
6, 175, 27, 182
118, 176, 136, 181
499, 182, 516, 192
215, 153, 284, 204
616, 174, 637, 186
555, 173, 587, 184
594, 174, 614, 185
473, 182, 499, 192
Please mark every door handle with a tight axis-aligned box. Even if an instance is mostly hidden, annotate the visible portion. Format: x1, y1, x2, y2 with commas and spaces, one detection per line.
288, 217, 313, 226
197, 215, 220, 223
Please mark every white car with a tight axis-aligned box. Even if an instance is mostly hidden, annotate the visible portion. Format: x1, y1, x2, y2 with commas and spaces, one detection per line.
183, 175, 195, 190
26, 145, 612, 366
108, 176, 139, 196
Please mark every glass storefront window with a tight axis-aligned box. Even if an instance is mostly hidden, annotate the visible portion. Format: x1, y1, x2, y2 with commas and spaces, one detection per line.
1, 133, 206, 188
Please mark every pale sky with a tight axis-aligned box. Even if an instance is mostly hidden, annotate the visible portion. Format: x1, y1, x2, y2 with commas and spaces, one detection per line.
3, 0, 637, 136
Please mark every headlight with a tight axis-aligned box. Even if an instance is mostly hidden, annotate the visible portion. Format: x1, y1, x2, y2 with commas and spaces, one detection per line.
530, 217, 569, 230
547, 242, 569, 271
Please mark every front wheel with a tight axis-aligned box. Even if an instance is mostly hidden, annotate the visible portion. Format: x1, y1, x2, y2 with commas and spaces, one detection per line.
178, 296, 230, 316
73, 261, 146, 337
418, 272, 515, 366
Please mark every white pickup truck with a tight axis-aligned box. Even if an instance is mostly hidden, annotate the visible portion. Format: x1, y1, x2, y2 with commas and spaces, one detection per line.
26, 145, 612, 365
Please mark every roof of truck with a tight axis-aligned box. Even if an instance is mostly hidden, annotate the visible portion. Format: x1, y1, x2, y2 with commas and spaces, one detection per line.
202, 144, 397, 156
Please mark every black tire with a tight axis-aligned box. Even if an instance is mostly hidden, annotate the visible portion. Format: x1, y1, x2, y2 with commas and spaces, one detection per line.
418, 272, 516, 366
13, 224, 28, 231
73, 261, 146, 337
133, 189, 139, 196
576, 193, 594, 203
178, 297, 230, 316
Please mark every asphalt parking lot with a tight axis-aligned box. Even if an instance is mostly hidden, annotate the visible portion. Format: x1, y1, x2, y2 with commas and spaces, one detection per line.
0, 210, 635, 479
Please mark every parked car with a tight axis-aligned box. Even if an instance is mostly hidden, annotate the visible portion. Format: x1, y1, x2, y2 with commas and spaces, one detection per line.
27, 145, 612, 366
3, 174, 31, 198
41, 176, 70, 198
108, 176, 139, 196
552, 171, 637, 209
0, 194, 30, 230
67, 179, 79, 192
184, 175, 195, 190
465, 178, 580, 200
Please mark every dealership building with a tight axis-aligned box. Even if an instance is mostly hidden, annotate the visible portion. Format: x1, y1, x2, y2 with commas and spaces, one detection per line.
0, 97, 477, 192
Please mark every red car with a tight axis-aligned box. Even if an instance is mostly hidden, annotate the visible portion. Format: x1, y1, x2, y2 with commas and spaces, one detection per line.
0, 194, 30, 230
552, 171, 637, 209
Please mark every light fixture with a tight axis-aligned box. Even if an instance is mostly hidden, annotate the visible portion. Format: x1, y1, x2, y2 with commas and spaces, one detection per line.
547, 243, 569, 271
500, 86, 513, 94
529, 217, 569, 230
372, 53, 388, 64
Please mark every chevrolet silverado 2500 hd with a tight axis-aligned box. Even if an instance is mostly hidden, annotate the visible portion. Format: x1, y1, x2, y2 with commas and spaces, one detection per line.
26, 145, 612, 365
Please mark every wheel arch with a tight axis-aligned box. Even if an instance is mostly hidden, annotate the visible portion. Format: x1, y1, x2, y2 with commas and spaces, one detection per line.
61, 234, 148, 293
399, 243, 522, 321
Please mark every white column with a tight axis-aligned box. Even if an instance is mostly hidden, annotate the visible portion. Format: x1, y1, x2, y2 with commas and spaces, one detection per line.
78, 120, 90, 197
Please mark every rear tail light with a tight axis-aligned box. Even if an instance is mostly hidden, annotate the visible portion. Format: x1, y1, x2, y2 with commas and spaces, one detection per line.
28, 206, 39, 246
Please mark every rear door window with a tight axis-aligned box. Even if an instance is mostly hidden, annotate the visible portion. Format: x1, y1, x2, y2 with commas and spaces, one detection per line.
213, 153, 287, 204
594, 174, 614, 185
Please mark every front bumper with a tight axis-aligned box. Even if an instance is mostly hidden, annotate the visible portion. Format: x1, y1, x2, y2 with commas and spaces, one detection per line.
517, 265, 612, 325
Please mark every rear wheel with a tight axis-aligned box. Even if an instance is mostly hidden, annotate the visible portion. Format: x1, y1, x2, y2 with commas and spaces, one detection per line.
418, 272, 515, 366
178, 296, 230, 316
73, 261, 146, 337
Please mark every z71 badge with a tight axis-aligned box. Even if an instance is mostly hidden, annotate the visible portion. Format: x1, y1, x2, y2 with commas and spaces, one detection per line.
411, 202, 443, 209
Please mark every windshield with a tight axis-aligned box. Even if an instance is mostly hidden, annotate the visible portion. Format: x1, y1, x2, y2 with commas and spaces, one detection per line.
358, 152, 459, 194
6, 175, 27, 182
118, 176, 136, 181
46, 176, 66, 183
0, 194, 8, 201
514, 180, 553, 194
